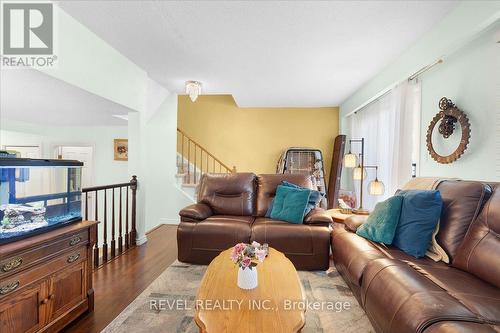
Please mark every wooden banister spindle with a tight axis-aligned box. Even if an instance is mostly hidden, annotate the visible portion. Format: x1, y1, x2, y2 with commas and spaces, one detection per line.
118, 187, 123, 254
181, 133, 185, 173
130, 176, 137, 246
187, 140, 191, 184
111, 188, 116, 258
176, 128, 234, 177
194, 145, 197, 184
94, 191, 99, 267
103, 189, 108, 262
82, 177, 138, 270
125, 186, 130, 249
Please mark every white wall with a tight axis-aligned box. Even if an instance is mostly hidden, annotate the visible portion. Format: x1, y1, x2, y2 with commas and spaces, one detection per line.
340, 1, 500, 117
340, 2, 500, 182
418, 22, 499, 180
129, 88, 192, 239
0, 120, 129, 186
2, 5, 192, 244
40, 4, 148, 112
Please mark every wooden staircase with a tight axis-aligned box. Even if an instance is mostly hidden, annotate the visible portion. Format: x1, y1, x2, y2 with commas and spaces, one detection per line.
176, 128, 236, 198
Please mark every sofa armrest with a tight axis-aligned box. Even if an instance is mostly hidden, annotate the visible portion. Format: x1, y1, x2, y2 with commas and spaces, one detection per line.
304, 208, 333, 226
344, 215, 369, 232
179, 203, 213, 222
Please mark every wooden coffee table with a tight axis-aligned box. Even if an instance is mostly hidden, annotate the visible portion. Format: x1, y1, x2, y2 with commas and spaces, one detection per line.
195, 247, 306, 333
326, 208, 354, 223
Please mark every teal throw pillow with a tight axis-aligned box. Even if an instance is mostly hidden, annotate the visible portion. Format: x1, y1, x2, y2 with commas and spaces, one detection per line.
281, 181, 324, 215
356, 196, 403, 244
270, 185, 311, 224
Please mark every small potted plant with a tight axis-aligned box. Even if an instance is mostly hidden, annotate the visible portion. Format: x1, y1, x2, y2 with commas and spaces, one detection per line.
230, 241, 268, 289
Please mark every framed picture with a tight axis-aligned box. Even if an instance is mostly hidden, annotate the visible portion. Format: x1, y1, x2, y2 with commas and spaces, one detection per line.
114, 139, 128, 161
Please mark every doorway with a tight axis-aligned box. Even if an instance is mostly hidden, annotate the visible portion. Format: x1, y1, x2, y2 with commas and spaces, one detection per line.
3, 145, 43, 198
4, 145, 41, 158
54, 145, 95, 219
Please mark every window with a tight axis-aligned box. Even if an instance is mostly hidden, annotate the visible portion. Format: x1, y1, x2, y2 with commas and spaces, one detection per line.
349, 80, 421, 210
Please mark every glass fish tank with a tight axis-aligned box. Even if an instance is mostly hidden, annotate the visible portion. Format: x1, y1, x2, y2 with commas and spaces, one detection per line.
0, 157, 83, 244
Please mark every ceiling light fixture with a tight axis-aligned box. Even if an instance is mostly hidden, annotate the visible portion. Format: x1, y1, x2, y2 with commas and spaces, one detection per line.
185, 80, 202, 102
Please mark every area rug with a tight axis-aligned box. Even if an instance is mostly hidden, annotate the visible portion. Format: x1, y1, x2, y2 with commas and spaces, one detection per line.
101, 261, 374, 333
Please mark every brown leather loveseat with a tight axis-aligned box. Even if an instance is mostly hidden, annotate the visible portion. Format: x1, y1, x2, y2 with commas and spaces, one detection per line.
332, 179, 500, 333
177, 173, 332, 270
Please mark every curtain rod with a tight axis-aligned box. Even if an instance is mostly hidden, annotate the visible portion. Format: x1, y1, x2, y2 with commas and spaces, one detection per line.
346, 15, 500, 118
346, 58, 443, 117
408, 59, 443, 80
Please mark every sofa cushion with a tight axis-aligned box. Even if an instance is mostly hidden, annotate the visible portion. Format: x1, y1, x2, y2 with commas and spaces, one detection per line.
332, 227, 448, 286
177, 215, 254, 264
424, 322, 499, 333
255, 174, 313, 217
198, 173, 256, 216
407, 263, 500, 322
361, 259, 478, 333
332, 227, 386, 287
435, 180, 492, 259
270, 185, 311, 224
356, 195, 403, 244
191, 216, 254, 249
453, 186, 500, 288
393, 190, 443, 258
380, 245, 449, 269
251, 217, 330, 270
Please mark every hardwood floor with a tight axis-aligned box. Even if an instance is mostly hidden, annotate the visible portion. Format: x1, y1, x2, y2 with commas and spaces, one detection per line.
62, 224, 178, 333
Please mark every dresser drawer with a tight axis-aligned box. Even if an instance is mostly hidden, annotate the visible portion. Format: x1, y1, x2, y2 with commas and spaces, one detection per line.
0, 246, 87, 299
0, 229, 88, 279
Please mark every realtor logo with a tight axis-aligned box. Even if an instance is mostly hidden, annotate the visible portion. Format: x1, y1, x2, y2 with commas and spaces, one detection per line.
2, 3, 53, 55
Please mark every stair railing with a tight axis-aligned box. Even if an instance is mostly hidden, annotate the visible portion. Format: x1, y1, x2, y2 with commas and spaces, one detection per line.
177, 128, 236, 184
82, 176, 137, 268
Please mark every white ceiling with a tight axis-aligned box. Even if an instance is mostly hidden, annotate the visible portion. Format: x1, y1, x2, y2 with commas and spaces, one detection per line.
0, 69, 132, 126
58, 0, 456, 107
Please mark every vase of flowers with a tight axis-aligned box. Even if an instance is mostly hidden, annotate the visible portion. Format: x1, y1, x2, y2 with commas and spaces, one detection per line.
230, 241, 268, 290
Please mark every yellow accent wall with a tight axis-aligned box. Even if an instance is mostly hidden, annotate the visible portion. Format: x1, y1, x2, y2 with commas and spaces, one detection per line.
177, 95, 339, 179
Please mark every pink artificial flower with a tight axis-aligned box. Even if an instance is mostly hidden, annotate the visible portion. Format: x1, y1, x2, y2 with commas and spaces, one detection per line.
251, 241, 261, 248
255, 249, 267, 262
241, 256, 252, 268
234, 243, 246, 255
230, 249, 239, 263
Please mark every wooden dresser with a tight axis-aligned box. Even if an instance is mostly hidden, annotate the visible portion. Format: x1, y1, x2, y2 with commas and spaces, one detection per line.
0, 221, 97, 333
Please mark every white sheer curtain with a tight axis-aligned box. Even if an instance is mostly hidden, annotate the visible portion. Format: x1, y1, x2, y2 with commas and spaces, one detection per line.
349, 79, 421, 210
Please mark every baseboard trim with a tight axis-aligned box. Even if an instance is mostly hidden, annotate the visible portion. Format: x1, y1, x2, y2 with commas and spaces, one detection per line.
136, 234, 148, 245
159, 218, 180, 225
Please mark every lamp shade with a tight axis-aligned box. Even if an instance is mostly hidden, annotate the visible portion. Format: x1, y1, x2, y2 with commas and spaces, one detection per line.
369, 179, 385, 196
353, 166, 367, 180
344, 153, 357, 168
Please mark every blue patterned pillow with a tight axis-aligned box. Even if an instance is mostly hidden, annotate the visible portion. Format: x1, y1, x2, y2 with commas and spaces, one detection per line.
393, 190, 443, 258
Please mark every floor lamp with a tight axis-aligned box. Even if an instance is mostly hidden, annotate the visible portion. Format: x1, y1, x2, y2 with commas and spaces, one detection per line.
343, 138, 385, 214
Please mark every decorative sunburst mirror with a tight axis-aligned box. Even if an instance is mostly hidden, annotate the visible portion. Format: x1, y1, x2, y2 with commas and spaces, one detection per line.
426, 97, 471, 164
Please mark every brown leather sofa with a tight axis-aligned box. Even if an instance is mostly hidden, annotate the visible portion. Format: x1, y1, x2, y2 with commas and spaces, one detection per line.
332, 179, 500, 333
177, 173, 332, 270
